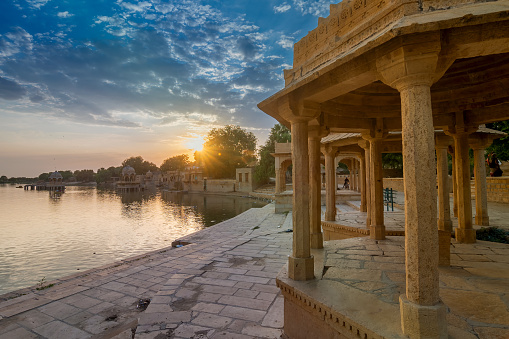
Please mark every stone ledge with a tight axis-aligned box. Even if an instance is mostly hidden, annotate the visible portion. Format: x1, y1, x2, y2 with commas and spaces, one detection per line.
276, 266, 404, 339
321, 221, 405, 238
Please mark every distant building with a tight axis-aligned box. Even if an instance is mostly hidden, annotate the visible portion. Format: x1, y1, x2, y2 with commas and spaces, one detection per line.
46, 171, 65, 192
116, 166, 142, 192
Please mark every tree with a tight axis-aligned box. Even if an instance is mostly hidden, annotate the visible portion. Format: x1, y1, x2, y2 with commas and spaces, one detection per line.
197, 125, 257, 179
486, 120, 509, 161
74, 169, 95, 182
95, 166, 122, 183
95, 168, 112, 183
0, 175, 7, 183
39, 173, 50, 181
254, 123, 291, 184
382, 153, 403, 169
59, 170, 73, 181
121, 156, 158, 174
160, 154, 190, 172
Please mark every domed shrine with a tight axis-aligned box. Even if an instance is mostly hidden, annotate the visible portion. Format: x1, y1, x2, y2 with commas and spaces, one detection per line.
46, 171, 65, 192
116, 166, 142, 192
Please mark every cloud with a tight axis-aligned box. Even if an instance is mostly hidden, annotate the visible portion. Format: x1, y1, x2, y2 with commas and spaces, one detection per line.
274, 3, 292, 13
236, 36, 258, 60
0, 0, 288, 132
277, 35, 294, 49
0, 77, 26, 100
118, 1, 152, 12
0, 27, 33, 58
291, 0, 334, 16
25, 0, 51, 9
57, 11, 74, 18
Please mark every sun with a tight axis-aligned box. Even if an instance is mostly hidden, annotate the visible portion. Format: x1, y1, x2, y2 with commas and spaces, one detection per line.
185, 135, 205, 152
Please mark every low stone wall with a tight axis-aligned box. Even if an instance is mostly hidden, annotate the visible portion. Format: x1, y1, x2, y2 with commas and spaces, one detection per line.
383, 178, 404, 192
187, 181, 204, 192
485, 177, 509, 203
275, 192, 293, 213
206, 179, 236, 193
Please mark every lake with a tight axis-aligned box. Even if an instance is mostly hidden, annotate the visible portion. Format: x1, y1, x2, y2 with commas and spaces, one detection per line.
0, 185, 267, 295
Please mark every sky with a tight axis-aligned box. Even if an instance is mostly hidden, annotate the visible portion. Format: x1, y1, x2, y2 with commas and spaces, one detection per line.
0, 0, 339, 177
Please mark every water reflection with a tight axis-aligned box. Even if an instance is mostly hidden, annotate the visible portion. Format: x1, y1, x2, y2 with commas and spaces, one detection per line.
161, 191, 267, 227
0, 185, 267, 295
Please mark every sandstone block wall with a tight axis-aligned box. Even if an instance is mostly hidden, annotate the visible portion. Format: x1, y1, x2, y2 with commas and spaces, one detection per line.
206, 179, 236, 193
485, 177, 509, 203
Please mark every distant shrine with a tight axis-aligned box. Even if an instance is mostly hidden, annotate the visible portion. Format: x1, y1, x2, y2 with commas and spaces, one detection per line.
116, 166, 143, 193
24, 171, 65, 192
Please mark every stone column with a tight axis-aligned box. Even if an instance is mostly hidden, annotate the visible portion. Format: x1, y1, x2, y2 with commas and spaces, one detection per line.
398, 80, 446, 337
350, 158, 357, 191
359, 140, 371, 223
471, 142, 489, 226
324, 146, 337, 221
451, 128, 476, 243
334, 157, 339, 192
289, 119, 314, 280
275, 166, 283, 194
359, 153, 367, 212
363, 130, 385, 240
309, 132, 324, 249
354, 160, 359, 191
370, 137, 385, 240
377, 45, 447, 337
435, 137, 453, 266
449, 147, 458, 218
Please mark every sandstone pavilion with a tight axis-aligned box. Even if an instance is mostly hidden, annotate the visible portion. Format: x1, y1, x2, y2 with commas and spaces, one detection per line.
258, 0, 509, 338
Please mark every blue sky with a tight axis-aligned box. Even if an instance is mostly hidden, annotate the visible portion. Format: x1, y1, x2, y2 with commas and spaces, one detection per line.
0, 0, 339, 177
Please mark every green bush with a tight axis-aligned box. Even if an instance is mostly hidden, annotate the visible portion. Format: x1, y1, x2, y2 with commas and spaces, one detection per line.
476, 227, 509, 244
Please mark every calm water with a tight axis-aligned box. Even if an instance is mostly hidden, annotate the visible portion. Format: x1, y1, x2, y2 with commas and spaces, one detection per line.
0, 185, 266, 295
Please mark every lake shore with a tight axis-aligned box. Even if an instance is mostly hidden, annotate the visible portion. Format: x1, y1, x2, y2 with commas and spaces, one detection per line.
0, 203, 293, 338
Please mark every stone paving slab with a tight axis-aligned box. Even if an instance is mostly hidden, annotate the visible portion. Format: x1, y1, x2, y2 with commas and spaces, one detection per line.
0, 204, 292, 338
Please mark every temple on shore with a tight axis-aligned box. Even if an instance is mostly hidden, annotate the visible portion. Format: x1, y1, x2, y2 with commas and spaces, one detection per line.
258, 0, 509, 337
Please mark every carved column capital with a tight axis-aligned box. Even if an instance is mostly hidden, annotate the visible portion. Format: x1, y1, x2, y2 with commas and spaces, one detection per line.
323, 144, 337, 157
361, 118, 387, 141
375, 33, 453, 92
278, 97, 321, 123
435, 135, 453, 149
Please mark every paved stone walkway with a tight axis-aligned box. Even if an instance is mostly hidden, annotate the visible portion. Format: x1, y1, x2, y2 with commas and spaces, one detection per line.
315, 236, 509, 338
0, 204, 293, 339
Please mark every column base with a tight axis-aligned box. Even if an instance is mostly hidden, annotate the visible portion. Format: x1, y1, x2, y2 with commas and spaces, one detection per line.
400, 296, 447, 339
455, 228, 476, 243
475, 215, 489, 226
325, 209, 336, 222
438, 230, 451, 267
370, 225, 385, 240
288, 256, 314, 281
310, 232, 323, 249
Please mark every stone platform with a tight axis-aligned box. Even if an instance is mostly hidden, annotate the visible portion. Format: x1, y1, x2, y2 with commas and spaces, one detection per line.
277, 236, 509, 339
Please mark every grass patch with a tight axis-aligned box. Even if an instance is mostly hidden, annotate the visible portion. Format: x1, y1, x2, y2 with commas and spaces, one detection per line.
35, 277, 54, 291
476, 227, 509, 244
